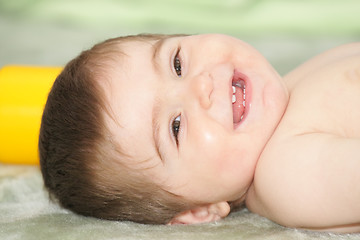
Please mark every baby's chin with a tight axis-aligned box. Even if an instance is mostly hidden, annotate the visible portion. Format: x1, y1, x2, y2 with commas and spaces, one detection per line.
229, 191, 248, 206
222, 180, 253, 205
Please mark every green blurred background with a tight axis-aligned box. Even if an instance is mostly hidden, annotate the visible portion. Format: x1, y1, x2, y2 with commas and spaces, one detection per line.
1, 0, 359, 74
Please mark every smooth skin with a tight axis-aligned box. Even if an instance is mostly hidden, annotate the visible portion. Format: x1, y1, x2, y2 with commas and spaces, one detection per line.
246, 42, 360, 233
102, 34, 360, 232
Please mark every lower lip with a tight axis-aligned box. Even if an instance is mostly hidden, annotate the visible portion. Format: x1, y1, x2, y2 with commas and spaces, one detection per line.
233, 70, 251, 130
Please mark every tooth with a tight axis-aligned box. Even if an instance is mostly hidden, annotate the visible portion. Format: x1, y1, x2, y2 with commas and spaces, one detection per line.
232, 86, 236, 93
232, 95, 236, 103
243, 101, 245, 107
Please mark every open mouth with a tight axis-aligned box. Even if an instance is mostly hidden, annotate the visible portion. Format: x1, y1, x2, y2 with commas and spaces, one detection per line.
232, 70, 247, 125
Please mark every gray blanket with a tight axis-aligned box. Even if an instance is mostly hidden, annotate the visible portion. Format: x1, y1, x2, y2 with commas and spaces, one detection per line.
0, 164, 358, 240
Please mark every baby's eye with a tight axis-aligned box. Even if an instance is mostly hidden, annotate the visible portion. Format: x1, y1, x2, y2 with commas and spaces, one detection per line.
171, 115, 181, 145
173, 48, 182, 77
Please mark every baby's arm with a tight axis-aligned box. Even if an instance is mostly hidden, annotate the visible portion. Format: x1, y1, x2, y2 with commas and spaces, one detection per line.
247, 133, 360, 232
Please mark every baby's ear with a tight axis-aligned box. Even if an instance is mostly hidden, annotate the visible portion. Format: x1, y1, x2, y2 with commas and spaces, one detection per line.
168, 202, 230, 225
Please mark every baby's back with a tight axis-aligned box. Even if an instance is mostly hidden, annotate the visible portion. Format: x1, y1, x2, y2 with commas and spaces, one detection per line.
246, 43, 360, 233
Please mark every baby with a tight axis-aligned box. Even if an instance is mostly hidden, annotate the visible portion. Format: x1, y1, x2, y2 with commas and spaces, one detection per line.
39, 34, 360, 233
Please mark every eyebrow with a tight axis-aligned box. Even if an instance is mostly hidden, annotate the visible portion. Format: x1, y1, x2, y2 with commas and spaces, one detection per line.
151, 38, 168, 163
152, 38, 167, 73
152, 97, 165, 163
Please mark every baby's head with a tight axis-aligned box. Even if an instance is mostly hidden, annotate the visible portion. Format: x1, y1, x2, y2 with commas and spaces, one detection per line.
39, 34, 288, 224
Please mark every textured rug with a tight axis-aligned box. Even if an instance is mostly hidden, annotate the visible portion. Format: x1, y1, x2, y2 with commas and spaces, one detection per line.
0, 164, 359, 240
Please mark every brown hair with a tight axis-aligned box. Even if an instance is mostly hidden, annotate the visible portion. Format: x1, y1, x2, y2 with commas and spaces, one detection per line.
39, 34, 199, 224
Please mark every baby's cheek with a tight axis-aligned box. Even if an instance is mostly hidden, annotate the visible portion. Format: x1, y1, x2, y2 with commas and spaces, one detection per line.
187, 122, 233, 171
221, 145, 254, 177
216, 150, 239, 173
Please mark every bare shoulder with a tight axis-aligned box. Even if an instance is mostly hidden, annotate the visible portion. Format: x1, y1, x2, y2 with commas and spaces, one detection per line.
246, 133, 360, 232
246, 133, 360, 233
284, 42, 360, 88
246, 42, 360, 233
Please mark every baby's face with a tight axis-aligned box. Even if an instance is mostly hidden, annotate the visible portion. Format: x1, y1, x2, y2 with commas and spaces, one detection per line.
104, 34, 288, 204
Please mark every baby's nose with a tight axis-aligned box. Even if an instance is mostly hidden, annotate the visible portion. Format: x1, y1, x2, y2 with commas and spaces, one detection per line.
190, 72, 214, 109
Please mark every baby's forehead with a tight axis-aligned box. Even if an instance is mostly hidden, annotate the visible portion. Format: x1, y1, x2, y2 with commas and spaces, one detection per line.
97, 35, 181, 161
99, 48, 159, 155
103, 37, 167, 83
117, 35, 167, 49
100, 34, 178, 75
